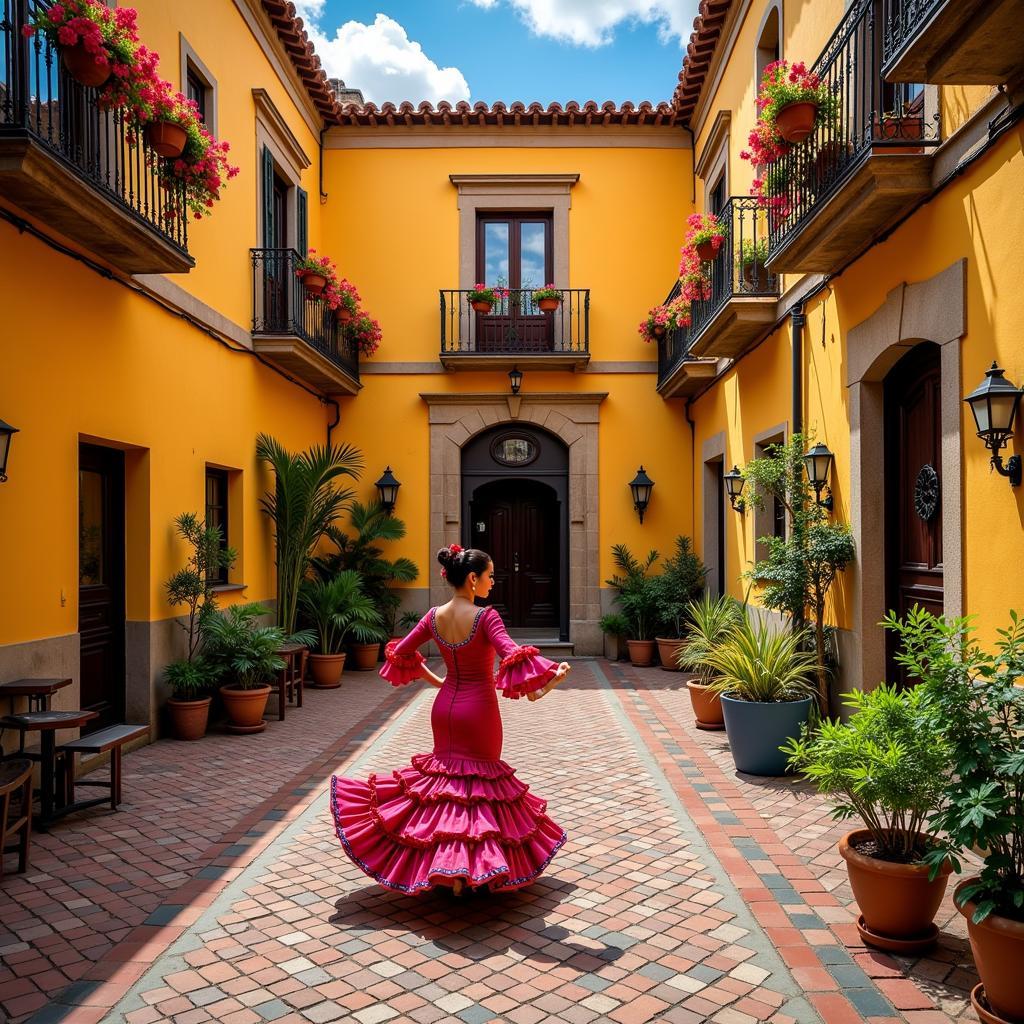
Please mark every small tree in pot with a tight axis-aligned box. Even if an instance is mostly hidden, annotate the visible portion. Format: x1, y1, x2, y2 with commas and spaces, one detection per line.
783, 682, 953, 954
163, 512, 236, 741
604, 545, 661, 667
677, 592, 742, 729
299, 572, 386, 686
651, 536, 707, 670
885, 607, 1024, 1023
202, 603, 287, 734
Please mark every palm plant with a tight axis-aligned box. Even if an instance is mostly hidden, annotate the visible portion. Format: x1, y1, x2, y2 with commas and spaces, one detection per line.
604, 544, 660, 641
677, 592, 743, 684
256, 433, 363, 635
703, 612, 819, 703
201, 603, 287, 690
299, 572, 387, 655
312, 500, 419, 635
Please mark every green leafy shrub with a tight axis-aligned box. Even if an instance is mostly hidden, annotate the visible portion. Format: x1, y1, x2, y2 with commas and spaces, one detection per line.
604, 545, 661, 641
201, 602, 287, 690
651, 536, 707, 639
299, 572, 386, 655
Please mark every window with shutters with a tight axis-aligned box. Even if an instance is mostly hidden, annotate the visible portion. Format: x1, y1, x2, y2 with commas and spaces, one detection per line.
179, 38, 217, 136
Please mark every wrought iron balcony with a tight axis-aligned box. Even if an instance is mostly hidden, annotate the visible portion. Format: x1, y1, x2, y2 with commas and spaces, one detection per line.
656, 281, 717, 399
881, 0, 1024, 85
766, 0, 939, 274
251, 249, 360, 395
439, 288, 590, 370
0, 0, 192, 273
688, 196, 779, 360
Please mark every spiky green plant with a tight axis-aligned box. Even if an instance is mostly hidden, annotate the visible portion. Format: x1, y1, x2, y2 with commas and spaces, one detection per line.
676, 592, 743, 684
703, 613, 819, 703
298, 572, 387, 655
201, 602, 287, 690
604, 544, 661, 641
255, 433, 363, 635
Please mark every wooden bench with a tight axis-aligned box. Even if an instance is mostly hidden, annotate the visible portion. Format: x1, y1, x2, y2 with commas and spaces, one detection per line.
57, 724, 149, 813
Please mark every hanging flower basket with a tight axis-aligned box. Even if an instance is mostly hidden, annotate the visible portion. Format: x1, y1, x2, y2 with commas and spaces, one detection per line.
61, 39, 112, 87
775, 100, 819, 143
686, 213, 725, 263
145, 120, 188, 158
533, 284, 563, 312
468, 283, 506, 314
301, 273, 327, 295
471, 299, 493, 313
695, 238, 722, 262
338, 307, 354, 323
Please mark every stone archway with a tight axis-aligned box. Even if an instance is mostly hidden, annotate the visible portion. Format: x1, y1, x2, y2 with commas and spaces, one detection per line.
846, 259, 965, 691
421, 391, 606, 655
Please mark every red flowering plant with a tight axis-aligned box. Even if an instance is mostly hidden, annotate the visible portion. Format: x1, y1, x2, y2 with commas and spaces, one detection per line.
678, 245, 712, 303
295, 249, 336, 284
750, 161, 794, 227
328, 278, 360, 319
345, 313, 382, 357
157, 112, 239, 219
686, 212, 725, 261
638, 296, 691, 343
532, 284, 564, 303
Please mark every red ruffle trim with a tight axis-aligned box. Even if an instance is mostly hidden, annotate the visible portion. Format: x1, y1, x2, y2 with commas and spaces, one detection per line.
495, 645, 558, 699
379, 641, 425, 687
498, 645, 541, 671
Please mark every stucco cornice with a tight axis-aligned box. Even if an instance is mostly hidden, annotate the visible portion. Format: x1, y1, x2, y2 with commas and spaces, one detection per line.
252, 89, 311, 170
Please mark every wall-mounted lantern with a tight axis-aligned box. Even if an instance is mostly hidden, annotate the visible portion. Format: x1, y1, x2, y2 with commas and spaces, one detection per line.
375, 466, 401, 514
629, 466, 654, 524
803, 442, 835, 510
964, 362, 1022, 487
0, 419, 18, 483
723, 465, 746, 512
508, 367, 523, 395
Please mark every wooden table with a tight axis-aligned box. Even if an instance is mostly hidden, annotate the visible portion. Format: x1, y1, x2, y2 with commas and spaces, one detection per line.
0, 678, 73, 756
0, 710, 98, 828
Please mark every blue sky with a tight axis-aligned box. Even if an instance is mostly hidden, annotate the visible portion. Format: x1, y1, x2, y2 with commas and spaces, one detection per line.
294, 1, 698, 107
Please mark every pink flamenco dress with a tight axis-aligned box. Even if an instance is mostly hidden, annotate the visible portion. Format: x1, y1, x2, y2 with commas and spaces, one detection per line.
330, 604, 568, 894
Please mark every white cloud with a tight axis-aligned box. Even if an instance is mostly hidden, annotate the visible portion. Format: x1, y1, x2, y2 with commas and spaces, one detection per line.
293, 9, 471, 106
466, 0, 697, 48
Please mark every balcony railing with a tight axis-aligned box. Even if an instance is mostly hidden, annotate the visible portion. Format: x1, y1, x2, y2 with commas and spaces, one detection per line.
0, 0, 189, 262
767, 0, 939, 263
690, 196, 778, 350
251, 249, 360, 385
656, 281, 693, 387
881, 0, 947, 73
440, 288, 589, 361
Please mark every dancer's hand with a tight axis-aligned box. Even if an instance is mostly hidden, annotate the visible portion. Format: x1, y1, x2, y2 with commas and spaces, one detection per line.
527, 662, 571, 701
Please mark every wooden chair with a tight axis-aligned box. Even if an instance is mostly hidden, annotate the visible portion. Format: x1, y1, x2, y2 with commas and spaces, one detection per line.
0, 759, 33, 877
57, 724, 149, 812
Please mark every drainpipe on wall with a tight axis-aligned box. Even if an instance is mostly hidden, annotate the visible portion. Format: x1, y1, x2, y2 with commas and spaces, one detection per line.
791, 302, 805, 436
326, 398, 340, 448
319, 126, 329, 202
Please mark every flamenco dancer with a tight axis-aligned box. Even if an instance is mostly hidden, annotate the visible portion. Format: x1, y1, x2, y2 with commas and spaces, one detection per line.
330, 544, 571, 895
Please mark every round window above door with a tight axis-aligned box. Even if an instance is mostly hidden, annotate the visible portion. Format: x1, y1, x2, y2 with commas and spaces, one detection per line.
490, 434, 539, 467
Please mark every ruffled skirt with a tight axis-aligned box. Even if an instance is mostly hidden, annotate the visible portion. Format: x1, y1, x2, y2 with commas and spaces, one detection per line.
330, 752, 567, 893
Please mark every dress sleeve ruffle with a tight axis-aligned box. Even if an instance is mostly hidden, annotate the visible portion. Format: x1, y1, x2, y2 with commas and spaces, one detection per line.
379, 641, 425, 687
495, 645, 558, 699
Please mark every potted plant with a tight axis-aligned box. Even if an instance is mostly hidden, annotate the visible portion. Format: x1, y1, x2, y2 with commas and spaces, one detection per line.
533, 284, 563, 312
753, 59, 837, 145
678, 592, 742, 730
651, 536, 707, 670
885, 608, 1024, 1024
599, 613, 631, 662
345, 313, 383, 358
739, 239, 770, 291
202, 603, 287, 734
638, 297, 691, 344
704, 613, 819, 776
299, 572, 385, 685
605, 545, 661, 667
784, 682, 954, 954
686, 212, 725, 262
678, 247, 712, 303
162, 512, 236, 740
155, 111, 238, 221
256, 433, 362, 638
468, 284, 501, 313
140, 80, 194, 158
295, 250, 334, 296
333, 278, 360, 323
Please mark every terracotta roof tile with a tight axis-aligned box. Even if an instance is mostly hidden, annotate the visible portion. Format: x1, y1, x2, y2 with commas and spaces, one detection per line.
672, 0, 734, 124
260, 0, 339, 121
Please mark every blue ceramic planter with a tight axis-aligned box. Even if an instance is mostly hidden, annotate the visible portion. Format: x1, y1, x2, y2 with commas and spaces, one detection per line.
720, 694, 813, 776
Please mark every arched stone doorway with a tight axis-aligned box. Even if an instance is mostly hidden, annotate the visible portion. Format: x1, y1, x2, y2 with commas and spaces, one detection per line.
462, 426, 568, 638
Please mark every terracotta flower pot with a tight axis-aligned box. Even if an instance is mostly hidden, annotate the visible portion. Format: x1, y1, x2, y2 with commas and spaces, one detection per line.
775, 100, 818, 143
695, 239, 721, 262
61, 41, 111, 88
652, 325, 666, 338
338, 307, 354, 324
309, 652, 345, 688
166, 696, 211, 741
145, 120, 187, 158
538, 297, 561, 312
219, 685, 270, 734
471, 300, 493, 313
349, 643, 381, 671
655, 637, 685, 672
686, 680, 725, 730
626, 639, 655, 667
742, 263, 770, 291
956, 878, 1024, 1023
839, 830, 952, 954
301, 273, 327, 295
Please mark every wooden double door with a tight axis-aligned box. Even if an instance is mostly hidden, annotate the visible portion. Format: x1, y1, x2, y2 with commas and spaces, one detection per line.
470, 479, 559, 629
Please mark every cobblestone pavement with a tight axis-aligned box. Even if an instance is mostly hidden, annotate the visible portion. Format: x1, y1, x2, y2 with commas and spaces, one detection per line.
0, 661, 979, 1024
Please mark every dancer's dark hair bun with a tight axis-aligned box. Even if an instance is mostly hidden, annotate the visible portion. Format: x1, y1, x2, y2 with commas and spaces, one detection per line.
436, 547, 490, 588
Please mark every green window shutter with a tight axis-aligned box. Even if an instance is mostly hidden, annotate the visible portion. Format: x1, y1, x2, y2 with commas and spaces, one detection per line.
261, 145, 275, 247
297, 187, 308, 256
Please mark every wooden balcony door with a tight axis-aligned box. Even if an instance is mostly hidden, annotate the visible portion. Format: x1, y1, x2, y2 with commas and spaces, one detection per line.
476, 213, 553, 352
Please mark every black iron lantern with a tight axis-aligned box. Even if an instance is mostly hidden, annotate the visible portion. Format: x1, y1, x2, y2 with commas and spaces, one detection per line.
508, 367, 523, 395
0, 419, 18, 483
375, 466, 401, 513
964, 362, 1022, 486
803, 442, 835, 510
723, 465, 746, 512
629, 466, 654, 523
